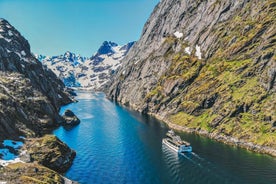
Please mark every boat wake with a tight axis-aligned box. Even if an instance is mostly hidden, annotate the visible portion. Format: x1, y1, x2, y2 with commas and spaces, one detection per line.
178, 152, 201, 167
162, 144, 227, 182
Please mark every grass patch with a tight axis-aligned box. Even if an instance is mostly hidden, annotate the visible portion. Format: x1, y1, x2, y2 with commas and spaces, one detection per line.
20, 176, 49, 184
170, 111, 215, 131
232, 77, 266, 104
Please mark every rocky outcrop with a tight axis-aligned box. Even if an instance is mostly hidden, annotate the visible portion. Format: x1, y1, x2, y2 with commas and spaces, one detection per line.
0, 19, 76, 182
21, 135, 76, 173
0, 18, 73, 140
0, 162, 78, 184
107, 0, 276, 155
62, 110, 80, 126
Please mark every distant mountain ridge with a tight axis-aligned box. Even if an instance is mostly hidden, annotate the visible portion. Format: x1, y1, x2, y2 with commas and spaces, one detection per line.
37, 41, 134, 90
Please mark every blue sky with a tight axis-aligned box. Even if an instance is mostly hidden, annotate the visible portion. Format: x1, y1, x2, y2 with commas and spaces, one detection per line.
0, 0, 159, 56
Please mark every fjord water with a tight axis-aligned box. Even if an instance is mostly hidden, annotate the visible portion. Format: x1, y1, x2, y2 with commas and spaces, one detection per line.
54, 92, 276, 184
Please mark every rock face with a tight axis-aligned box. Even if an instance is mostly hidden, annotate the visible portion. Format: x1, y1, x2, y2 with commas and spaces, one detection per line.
0, 162, 78, 184
0, 18, 77, 182
22, 135, 76, 173
62, 109, 80, 126
0, 19, 72, 140
107, 0, 276, 153
38, 41, 135, 90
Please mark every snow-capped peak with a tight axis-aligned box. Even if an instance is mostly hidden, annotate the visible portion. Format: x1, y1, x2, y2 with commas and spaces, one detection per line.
37, 41, 135, 90
95, 41, 118, 56
35, 54, 46, 62
64, 51, 74, 58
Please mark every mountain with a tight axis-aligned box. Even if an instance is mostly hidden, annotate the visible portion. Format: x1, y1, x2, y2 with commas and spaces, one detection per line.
107, 0, 276, 155
36, 52, 87, 87
0, 18, 73, 140
0, 19, 76, 182
38, 41, 135, 90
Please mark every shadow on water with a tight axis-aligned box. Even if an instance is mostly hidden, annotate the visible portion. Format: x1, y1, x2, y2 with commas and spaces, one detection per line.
53, 92, 276, 184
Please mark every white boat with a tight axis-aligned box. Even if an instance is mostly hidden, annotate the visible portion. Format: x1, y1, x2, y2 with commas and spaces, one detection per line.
162, 130, 192, 153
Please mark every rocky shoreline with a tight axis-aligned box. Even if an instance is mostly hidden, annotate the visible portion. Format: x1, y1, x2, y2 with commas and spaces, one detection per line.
0, 133, 78, 184
0, 18, 79, 183
151, 113, 276, 157
0, 162, 77, 184
114, 101, 276, 157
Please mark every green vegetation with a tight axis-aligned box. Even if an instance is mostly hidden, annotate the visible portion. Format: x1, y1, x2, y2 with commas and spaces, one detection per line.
1, 162, 65, 184
146, 0, 276, 149
170, 111, 216, 132
146, 86, 163, 99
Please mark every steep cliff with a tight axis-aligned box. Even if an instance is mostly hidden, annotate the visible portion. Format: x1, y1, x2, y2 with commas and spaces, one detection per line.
0, 18, 72, 140
0, 18, 76, 183
107, 0, 276, 154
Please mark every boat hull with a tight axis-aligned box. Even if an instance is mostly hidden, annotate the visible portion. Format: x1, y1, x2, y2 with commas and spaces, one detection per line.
162, 139, 192, 153
162, 139, 179, 152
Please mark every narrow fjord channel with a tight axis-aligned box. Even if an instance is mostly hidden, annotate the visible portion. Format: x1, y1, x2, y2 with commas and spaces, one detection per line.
53, 91, 276, 184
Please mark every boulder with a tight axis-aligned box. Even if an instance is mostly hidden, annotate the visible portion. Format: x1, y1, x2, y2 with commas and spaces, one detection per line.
62, 110, 80, 126
23, 135, 76, 173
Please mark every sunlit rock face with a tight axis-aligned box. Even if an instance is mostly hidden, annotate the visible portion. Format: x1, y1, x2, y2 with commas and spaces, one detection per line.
107, 0, 276, 152
0, 18, 72, 140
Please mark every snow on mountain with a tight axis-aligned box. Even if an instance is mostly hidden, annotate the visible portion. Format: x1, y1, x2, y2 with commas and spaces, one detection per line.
38, 41, 134, 90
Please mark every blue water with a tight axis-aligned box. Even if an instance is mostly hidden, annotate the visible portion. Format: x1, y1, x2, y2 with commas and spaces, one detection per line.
53, 92, 276, 184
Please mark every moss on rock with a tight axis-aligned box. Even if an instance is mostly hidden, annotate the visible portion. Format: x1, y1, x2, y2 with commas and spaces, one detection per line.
23, 135, 76, 173
0, 162, 67, 184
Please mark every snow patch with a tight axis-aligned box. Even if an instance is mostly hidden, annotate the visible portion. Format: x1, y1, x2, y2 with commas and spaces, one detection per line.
19, 136, 26, 140
8, 30, 13, 36
0, 34, 12, 42
15, 52, 34, 63
0, 157, 24, 167
21, 50, 26, 56
185, 47, 191, 55
15, 52, 24, 60
195, 45, 202, 59
5, 38, 12, 42
0, 139, 24, 167
174, 31, 183, 38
